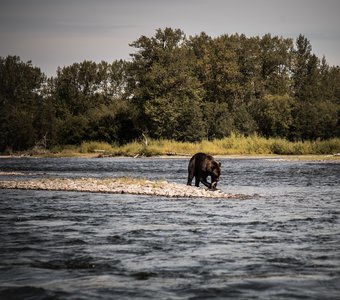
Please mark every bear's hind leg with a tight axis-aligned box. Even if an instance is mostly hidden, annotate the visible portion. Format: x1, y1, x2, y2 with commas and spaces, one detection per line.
187, 174, 194, 186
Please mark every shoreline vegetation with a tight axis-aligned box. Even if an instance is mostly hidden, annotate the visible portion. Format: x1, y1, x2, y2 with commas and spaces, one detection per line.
1, 135, 340, 160
1, 31, 340, 155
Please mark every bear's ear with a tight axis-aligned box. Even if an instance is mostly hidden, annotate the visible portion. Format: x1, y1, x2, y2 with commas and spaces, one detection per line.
218, 162, 221, 167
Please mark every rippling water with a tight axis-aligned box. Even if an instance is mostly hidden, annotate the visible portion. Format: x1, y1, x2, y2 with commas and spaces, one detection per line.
0, 157, 339, 299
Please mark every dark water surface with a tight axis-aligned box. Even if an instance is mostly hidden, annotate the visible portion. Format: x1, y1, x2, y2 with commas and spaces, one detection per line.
0, 157, 339, 299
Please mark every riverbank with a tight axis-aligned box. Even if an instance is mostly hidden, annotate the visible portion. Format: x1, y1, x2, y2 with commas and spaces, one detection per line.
1, 153, 340, 162
0, 177, 249, 199
76, 137, 340, 157
2, 136, 340, 159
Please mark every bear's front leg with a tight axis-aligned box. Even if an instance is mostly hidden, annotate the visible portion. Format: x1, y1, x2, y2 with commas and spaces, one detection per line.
195, 177, 200, 187
200, 177, 211, 188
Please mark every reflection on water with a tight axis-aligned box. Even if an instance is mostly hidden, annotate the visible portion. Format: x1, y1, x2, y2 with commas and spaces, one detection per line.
0, 157, 339, 299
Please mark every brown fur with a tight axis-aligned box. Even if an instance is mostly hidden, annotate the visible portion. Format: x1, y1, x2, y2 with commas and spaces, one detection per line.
187, 152, 221, 189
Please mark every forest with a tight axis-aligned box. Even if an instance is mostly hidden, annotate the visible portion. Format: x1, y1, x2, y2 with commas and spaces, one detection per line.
0, 28, 339, 153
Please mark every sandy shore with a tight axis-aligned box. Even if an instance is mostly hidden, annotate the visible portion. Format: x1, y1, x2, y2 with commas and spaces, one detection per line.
0, 177, 248, 199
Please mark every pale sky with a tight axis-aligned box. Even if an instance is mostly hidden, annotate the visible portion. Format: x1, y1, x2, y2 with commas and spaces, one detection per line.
1, 0, 340, 76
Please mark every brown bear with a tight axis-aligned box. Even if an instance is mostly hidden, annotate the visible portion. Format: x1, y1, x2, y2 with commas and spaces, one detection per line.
187, 152, 221, 189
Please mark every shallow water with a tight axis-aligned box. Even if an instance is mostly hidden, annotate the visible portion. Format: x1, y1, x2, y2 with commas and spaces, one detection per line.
0, 157, 339, 299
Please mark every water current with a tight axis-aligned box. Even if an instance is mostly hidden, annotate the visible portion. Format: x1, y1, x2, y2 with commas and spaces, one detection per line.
0, 157, 339, 299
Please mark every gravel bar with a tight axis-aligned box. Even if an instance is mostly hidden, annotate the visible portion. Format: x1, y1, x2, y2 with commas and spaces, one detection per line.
0, 177, 247, 199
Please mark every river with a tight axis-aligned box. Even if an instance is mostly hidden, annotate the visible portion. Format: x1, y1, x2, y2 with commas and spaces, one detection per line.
0, 157, 339, 299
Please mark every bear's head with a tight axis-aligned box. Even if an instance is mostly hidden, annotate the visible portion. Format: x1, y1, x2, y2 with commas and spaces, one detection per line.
209, 160, 221, 188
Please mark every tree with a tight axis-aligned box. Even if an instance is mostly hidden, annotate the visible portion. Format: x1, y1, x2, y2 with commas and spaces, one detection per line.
56, 114, 89, 145
233, 104, 258, 136
189, 34, 241, 110
259, 34, 293, 96
292, 35, 321, 102
251, 94, 295, 138
233, 34, 262, 102
0, 56, 47, 151
291, 100, 339, 140
86, 100, 139, 144
1, 30, 339, 152
52, 60, 138, 144
202, 102, 234, 139
53, 61, 102, 117
319, 60, 340, 103
129, 28, 206, 141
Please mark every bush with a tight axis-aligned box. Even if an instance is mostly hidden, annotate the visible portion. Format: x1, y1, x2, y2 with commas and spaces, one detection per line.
312, 138, 340, 154
79, 141, 115, 153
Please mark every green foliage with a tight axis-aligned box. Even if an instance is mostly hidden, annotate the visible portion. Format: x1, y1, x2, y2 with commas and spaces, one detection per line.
233, 104, 258, 136
203, 102, 234, 139
0, 107, 36, 151
53, 60, 127, 117
129, 28, 206, 141
291, 100, 339, 140
190, 34, 242, 109
85, 100, 138, 144
0, 56, 48, 151
252, 94, 295, 137
259, 34, 293, 95
1, 29, 340, 153
56, 114, 89, 145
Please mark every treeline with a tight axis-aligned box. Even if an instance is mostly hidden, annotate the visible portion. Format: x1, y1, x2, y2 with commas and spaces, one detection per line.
1, 28, 339, 152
